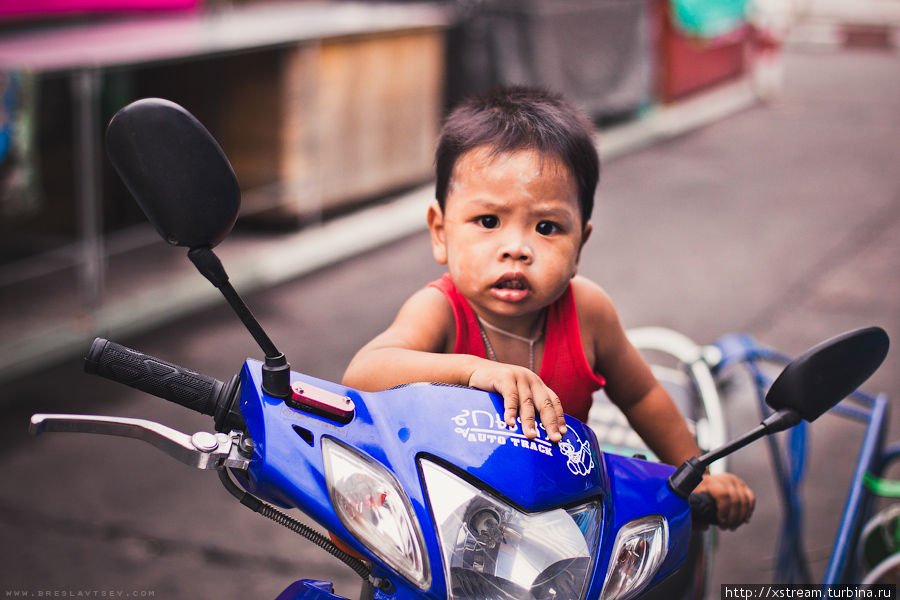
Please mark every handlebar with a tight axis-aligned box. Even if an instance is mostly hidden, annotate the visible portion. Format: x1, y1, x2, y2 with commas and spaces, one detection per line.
689, 492, 719, 527
84, 338, 232, 418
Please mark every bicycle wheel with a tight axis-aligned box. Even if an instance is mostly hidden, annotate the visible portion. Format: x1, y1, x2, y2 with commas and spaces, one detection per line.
588, 326, 728, 474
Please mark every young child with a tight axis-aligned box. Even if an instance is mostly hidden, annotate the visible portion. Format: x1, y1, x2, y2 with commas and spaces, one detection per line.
342, 85, 754, 529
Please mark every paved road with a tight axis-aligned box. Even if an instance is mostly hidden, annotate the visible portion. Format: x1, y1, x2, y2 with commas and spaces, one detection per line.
1, 47, 898, 598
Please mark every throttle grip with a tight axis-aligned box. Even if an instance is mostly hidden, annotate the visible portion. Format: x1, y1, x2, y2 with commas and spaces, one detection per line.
689, 492, 719, 527
84, 338, 227, 416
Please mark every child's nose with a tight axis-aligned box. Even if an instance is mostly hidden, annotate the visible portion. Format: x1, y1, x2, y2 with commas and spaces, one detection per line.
498, 233, 533, 263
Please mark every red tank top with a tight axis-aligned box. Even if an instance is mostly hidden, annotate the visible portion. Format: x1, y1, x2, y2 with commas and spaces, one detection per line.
428, 273, 605, 422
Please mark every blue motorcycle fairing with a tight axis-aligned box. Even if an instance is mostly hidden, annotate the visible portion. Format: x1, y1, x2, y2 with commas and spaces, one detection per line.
238, 359, 691, 599
275, 579, 349, 600
239, 360, 607, 510
585, 453, 692, 598
239, 359, 605, 597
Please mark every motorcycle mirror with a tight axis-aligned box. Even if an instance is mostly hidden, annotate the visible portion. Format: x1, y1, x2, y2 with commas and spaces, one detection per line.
765, 326, 889, 422
105, 98, 240, 249
106, 98, 290, 399
669, 326, 889, 498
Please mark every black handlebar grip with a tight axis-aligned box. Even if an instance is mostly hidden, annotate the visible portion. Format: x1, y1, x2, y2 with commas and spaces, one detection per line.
689, 492, 719, 527
84, 338, 225, 416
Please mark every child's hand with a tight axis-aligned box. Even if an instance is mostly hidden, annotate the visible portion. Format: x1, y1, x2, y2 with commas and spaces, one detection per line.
694, 472, 756, 530
467, 363, 567, 442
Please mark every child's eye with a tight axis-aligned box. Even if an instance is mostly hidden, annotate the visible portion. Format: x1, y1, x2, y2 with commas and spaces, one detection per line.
536, 221, 560, 235
477, 215, 499, 229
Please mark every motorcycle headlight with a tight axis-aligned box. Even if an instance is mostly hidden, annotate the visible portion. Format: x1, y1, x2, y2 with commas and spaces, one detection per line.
322, 437, 430, 589
421, 459, 602, 600
599, 515, 668, 600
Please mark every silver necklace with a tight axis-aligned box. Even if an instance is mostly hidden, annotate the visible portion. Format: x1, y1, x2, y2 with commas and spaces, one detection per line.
476, 313, 545, 372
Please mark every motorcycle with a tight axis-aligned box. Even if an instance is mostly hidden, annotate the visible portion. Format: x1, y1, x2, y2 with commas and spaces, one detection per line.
28, 98, 890, 600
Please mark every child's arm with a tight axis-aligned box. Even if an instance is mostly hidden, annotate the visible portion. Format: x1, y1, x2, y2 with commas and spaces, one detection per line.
575, 278, 755, 528
342, 287, 567, 441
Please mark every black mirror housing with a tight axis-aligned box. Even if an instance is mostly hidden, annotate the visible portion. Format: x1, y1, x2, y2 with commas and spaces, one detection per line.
766, 326, 889, 422
105, 98, 240, 249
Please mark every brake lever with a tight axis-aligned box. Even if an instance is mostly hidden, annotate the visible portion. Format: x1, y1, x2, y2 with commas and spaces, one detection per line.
29, 414, 252, 471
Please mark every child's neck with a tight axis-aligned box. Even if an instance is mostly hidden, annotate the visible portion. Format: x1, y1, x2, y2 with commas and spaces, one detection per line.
477, 314, 543, 345
476, 310, 546, 372
474, 309, 545, 340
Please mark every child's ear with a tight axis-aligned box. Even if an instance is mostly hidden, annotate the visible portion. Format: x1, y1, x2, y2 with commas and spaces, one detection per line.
427, 202, 448, 265
574, 222, 593, 271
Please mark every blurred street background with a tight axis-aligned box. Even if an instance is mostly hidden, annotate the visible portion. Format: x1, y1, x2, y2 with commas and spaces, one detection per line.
1, 0, 899, 598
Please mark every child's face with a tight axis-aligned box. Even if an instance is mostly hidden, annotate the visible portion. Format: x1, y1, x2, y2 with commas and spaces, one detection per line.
428, 147, 591, 325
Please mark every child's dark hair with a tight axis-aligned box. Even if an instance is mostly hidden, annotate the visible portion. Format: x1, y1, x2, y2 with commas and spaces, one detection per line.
435, 85, 599, 227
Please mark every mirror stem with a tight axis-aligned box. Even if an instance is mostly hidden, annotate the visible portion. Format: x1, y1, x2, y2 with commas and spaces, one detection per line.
668, 408, 801, 498
188, 247, 291, 399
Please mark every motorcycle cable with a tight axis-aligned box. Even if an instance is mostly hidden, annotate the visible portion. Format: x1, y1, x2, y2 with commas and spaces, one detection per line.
217, 468, 395, 594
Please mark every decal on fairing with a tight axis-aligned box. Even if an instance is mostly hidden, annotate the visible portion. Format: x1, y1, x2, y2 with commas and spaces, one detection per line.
559, 428, 594, 476
452, 409, 555, 456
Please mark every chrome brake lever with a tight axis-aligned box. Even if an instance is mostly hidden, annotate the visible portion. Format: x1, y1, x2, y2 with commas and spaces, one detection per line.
29, 414, 251, 471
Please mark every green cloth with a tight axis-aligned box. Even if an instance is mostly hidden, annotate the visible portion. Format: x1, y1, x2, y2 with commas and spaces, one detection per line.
671, 0, 748, 38
865, 472, 900, 498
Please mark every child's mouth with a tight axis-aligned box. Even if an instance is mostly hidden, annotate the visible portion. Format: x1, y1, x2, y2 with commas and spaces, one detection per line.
490, 273, 530, 301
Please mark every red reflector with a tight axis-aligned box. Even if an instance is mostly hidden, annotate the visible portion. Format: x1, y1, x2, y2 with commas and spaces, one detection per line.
287, 380, 354, 423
